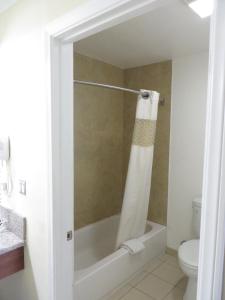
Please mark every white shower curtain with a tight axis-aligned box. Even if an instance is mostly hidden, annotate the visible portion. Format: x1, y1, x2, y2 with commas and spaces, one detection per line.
116, 90, 160, 249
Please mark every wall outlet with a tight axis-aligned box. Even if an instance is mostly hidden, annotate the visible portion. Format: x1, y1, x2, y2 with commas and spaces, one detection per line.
19, 180, 26, 195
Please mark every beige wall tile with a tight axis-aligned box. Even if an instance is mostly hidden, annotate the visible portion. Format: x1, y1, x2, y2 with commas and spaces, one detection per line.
74, 53, 124, 228
74, 54, 171, 229
124, 61, 172, 225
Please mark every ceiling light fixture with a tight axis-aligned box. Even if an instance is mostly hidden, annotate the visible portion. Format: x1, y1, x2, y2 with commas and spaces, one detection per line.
185, 0, 213, 18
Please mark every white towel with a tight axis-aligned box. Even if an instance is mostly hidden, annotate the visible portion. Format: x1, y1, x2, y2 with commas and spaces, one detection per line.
120, 239, 145, 255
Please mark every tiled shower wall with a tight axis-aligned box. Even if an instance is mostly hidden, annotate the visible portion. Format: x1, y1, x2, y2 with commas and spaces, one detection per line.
74, 53, 124, 229
124, 61, 172, 225
74, 53, 171, 229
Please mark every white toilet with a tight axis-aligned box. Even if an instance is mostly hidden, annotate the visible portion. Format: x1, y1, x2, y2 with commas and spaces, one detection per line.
178, 197, 201, 300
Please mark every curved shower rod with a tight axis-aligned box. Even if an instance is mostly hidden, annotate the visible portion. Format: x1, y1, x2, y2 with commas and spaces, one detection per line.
73, 80, 165, 105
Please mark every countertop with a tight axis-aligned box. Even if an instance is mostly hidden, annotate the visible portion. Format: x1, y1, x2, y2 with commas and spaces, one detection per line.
0, 230, 24, 255
0, 205, 25, 256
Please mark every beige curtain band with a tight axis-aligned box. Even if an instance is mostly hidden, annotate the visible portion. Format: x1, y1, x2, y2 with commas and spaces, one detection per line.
132, 119, 156, 147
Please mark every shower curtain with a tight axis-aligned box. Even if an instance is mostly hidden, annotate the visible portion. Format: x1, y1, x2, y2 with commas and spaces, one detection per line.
116, 90, 159, 249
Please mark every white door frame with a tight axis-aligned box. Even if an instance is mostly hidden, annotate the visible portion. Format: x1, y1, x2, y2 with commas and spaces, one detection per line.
46, 0, 225, 299
197, 0, 225, 299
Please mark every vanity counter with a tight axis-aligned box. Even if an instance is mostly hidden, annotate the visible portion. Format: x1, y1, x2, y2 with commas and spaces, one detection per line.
0, 205, 25, 279
0, 230, 24, 255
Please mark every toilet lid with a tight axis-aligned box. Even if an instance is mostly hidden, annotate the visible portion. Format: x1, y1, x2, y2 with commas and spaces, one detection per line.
178, 240, 199, 268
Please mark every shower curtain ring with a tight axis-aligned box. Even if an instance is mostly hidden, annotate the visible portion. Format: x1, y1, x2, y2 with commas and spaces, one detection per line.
141, 91, 150, 99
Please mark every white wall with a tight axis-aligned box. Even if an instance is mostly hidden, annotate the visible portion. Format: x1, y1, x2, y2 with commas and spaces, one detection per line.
167, 52, 209, 250
0, 1, 209, 298
0, 0, 85, 300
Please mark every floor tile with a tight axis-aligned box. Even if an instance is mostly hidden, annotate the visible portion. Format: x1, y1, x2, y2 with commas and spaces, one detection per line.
159, 254, 172, 262
136, 273, 173, 300
152, 262, 184, 285
164, 287, 185, 300
129, 270, 149, 287
103, 284, 132, 300
121, 288, 154, 300
159, 254, 179, 268
144, 257, 163, 272
176, 277, 188, 290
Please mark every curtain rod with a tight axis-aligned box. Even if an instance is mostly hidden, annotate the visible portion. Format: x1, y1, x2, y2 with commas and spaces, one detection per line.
74, 80, 165, 105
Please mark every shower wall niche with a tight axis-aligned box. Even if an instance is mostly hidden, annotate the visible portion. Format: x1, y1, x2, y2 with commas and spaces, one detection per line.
74, 53, 172, 229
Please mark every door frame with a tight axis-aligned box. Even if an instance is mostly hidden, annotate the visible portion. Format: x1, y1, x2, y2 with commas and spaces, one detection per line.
46, 0, 225, 299
197, 0, 225, 299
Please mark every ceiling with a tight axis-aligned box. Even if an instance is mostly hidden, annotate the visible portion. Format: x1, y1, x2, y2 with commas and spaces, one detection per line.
75, 0, 210, 69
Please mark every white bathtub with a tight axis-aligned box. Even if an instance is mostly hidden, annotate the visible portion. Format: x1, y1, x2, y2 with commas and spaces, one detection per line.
74, 215, 166, 300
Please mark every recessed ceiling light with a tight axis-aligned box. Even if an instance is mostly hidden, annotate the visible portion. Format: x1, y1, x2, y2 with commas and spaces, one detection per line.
185, 0, 213, 18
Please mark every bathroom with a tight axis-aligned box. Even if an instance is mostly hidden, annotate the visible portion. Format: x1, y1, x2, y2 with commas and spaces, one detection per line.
73, 1, 209, 299
1, 0, 225, 300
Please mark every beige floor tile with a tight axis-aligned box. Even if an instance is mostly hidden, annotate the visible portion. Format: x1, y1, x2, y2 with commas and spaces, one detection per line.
129, 270, 149, 287
144, 257, 163, 272
159, 254, 180, 268
121, 288, 154, 300
176, 277, 188, 290
136, 273, 173, 300
159, 254, 172, 262
152, 262, 184, 285
103, 284, 132, 300
164, 287, 185, 300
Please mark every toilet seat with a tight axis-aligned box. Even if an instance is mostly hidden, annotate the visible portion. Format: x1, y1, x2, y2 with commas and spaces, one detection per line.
178, 239, 199, 269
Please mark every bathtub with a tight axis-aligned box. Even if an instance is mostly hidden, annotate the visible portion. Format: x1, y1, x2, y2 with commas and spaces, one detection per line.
74, 215, 166, 300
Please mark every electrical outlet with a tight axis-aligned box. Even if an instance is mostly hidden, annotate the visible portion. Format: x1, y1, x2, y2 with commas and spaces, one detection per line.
19, 180, 26, 195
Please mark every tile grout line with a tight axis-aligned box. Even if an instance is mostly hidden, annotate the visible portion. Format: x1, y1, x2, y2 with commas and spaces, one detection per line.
128, 272, 150, 288
143, 262, 185, 287
134, 284, 183, 300
149, 271, 185, 287
127, 256, 184, 298
130, 287, 156, 300
147, 260, 165, 273
132, 271, 183, 299
126, 258, 165, 287
117, 289, 132, 300
161, 288, 174, 300
103, 255, 184, 300
174, 279, 187, 291
161, 283, 186, 300
114, 285, 133, 300
134, 286, 158, 300
147, 257, 185, 286
102, 284, 132, 300
158, 258, 181, 270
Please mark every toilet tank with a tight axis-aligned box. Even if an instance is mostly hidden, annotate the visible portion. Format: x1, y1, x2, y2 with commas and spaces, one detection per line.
192, 197, 202, 237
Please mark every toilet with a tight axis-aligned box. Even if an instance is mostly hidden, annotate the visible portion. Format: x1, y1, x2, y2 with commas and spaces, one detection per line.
178, 197, 201, 300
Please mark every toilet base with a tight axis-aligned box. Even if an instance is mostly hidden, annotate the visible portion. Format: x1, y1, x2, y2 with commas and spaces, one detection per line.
183, 277, 197, 300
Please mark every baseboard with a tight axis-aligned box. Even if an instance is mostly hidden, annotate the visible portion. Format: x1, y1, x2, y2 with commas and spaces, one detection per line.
166, 247, 177, 257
